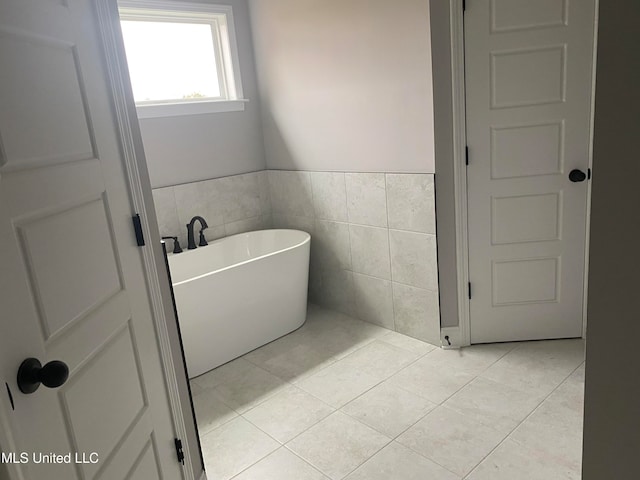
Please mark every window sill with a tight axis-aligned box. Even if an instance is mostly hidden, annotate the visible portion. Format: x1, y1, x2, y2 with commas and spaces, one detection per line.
135, 99, 248, 119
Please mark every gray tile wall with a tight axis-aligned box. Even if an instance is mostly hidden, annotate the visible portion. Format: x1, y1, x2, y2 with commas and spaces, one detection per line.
152, 171, 273, 250
268, 170, 441, 346
152, 169, 440, 346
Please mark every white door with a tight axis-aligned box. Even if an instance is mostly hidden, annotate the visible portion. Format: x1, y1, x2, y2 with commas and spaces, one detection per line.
0, 1, 184, 479
465, 0, 596, 343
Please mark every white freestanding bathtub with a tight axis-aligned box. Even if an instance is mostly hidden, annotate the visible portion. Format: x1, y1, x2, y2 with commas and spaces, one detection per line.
168, 229, 310, 378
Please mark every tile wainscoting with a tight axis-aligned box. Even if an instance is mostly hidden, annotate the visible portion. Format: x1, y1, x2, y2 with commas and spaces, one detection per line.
152, 171, 273, 249
151, 170, 440, 346
268, 170, 440, 346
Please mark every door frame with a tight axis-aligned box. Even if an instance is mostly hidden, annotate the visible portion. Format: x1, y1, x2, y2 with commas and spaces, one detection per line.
93, 0, 201, 478
0, 1, 201, 479
448, 0, 599, 347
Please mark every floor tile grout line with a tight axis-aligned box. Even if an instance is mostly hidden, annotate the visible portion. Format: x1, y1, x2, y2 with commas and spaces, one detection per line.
281, 444, 333, 479
280, 348, 435, 449
225, 356, 584, 480
341, 436, 394, 480
238, 349, 412, 448
194, 305, 583, 479
504, 359, 585, 441
274, 319, 428, 387
385, 354, 584, 479
195, 329, 510, 431
322, 343, 437, 409
193, 357, 307, 422
240, 313, 400, 377
461, 360, 586, 480
284, 417, 395, 480
289, 339, 435, 412
238, 352, 579, 479
237, 387, 338, 447
271, 410, 393, 479
217, 392, 338, 479
222, 437, 279, 480
349, 344, 578, 477
281, 442, 354, 480
199, 414, 281, 479
391, 436, 464, 479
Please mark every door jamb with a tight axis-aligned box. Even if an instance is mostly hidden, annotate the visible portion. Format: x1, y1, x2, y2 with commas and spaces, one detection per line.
450, 0, 471, 347
583, 2, 600, 339
94, 1, 199, 478
451, 0, 600, 346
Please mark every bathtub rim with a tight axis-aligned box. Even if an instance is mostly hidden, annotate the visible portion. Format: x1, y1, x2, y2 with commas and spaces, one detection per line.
168, 229, 310, 287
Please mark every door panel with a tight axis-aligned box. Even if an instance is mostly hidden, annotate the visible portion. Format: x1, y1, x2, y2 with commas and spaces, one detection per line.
127, 441, 163, 480
490, 121, 564, 179
492, 257, 560, 305
0, 29, 96, 170
490, 0, 568, 32
0, 1, 182, 479
17, 197, 123, 339
491, 45, 566, 108
465, 0, 596, 343
491, 193, 561, 244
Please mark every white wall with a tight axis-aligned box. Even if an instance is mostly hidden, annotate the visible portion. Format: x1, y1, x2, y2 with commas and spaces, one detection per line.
249, 0, 435, 173
139, 0, 266, 188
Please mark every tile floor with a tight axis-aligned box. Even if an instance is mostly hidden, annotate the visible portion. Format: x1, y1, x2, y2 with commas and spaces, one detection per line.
191, 305, 585, 480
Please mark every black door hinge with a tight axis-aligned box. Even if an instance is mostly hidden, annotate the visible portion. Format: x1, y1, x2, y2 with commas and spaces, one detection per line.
132, 214, 145, 247
465, 146, 470, 166
5, 383, 14, 411
468, 282, 472, 299
463, 0, 466, 11
588, 168, 592, 180
174, 438, 185, 465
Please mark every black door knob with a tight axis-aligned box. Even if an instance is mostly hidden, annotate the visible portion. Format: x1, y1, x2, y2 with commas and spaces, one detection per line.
569, 169, 587, 182
17, 358, 69, 394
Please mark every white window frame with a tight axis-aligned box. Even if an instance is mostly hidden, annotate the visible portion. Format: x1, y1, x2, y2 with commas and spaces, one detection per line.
118, 0, 247, 118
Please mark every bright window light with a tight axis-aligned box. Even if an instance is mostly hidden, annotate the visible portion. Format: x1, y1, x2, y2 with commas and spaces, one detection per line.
121, 20, 222, 102
118, 1, 245, 117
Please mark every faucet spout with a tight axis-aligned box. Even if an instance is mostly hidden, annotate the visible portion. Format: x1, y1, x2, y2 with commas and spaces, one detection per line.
186, 216, 209, 250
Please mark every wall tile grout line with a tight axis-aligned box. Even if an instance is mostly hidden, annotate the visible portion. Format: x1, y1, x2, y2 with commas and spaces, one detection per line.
155, 169, 440, 351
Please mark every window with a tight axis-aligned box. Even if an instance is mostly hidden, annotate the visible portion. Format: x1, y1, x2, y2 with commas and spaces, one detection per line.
118, 0, 246, 118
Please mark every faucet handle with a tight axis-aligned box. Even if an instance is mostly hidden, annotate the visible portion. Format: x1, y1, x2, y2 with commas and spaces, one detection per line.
161, 236, 183, 254
173, 237, 183, 253
198, 229, 208, 247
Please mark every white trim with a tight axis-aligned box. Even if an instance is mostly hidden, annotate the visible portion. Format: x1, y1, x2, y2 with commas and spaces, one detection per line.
451, 0, 472, 347
119, 0, 229, 14
117, 0, 245, 116
583, 0, 600, 338
94, 1, 197, 479
218, 4, 244, 100
136, 99, 247, 119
